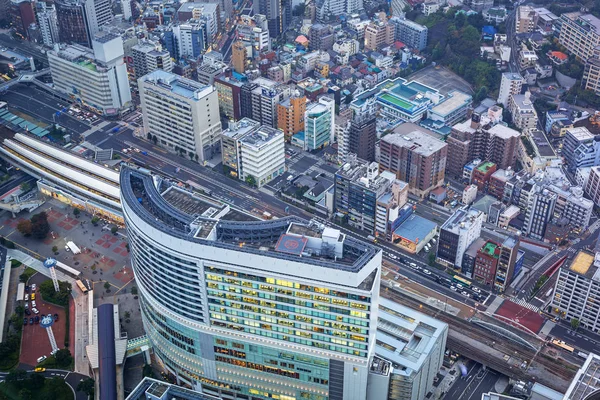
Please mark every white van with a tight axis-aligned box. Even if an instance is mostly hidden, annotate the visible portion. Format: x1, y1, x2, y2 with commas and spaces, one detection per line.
37, 355, 47, 363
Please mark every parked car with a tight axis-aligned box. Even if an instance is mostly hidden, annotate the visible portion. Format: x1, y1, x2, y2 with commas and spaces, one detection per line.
53, 313, 59, 321
24, 309, 31, 316
34, 367, 45, 372
31, 293, 35, 300
29, 317, 34, 325
32, 308, 39, 314
34, 316, 40, 324
31, 284, 36, 291
24, 294, 28, 301
32, 301, 36, 308
23, 318, 27, 326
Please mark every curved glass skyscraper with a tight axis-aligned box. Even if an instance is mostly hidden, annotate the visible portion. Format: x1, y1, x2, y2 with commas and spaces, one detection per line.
121, 166, 382, 400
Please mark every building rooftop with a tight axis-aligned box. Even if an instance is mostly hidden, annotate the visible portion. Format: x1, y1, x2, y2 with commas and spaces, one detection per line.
563, 353, 600, 400
222, 118, 261, 139
121, 166, 380, 275
127, 377, 221, 400
569, 251, 596, 279
566, 126, 595, 141
486, 124, 520, 139
177, 1, 219, 14
479, 241, 499, 258
239, 125, 283, 149
502, 72, 524, 81
510, 94, 535, 111
336, 158, 396, 195
441, 208, 483, 234
429, 90, 472, 118
465, 238, 486, 258
375, 297, 447, 377
393, 214, 437, 243
476, 161, 496, 173
140, 70, 214, 101
383, 123, 446, 156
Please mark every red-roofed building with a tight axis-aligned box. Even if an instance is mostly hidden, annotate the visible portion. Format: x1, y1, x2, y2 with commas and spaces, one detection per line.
394, 41, 406, 50
547, 51, 568, 65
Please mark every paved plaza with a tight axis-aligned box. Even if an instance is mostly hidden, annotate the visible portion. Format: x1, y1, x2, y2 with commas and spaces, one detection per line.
0, 199, 133, 292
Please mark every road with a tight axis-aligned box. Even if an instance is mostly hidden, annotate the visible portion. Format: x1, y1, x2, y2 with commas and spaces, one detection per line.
0, 34, 49, 68
444, 362, 501, 400
0, 84, 91, 135
0, 369, 88, 400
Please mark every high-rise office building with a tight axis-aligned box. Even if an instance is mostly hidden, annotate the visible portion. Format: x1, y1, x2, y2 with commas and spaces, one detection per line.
121, 164, 383, 400
277, 95, 306, 141
335, 157, 406, 235
163, 22, 209, 60
10, 0, 36, 39
48, 34, 131, 115
214, 72, 244, 120
378, 123, 447, 198
231, 41, 247, 74
348, 114, 376, 162
131, 40, 173, 79
241, 78, 288, 128
138, 70, 222, 163
304, 102, 332, 151
437, 208, 484, 268
494, 236, 519, 293
253, 0, 289, 37
36, 2, 59, 47
55, 0, 112, 47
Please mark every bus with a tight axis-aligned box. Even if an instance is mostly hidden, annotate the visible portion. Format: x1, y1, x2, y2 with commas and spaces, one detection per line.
54, 261, 81, 279
551, 339, 574, 353
452, 275, 472, 288
75, 280, 89, 294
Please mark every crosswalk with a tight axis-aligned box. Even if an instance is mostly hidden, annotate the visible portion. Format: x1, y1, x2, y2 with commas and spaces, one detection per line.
511, 297, 540, 312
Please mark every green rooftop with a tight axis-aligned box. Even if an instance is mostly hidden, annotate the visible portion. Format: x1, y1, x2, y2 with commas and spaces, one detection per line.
378, 93, 414, 110
77, 59, 97, 72
481, 241, 499, 258
476, 161, 496, 173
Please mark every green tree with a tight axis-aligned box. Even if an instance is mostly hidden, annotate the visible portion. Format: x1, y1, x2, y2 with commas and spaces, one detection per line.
104, 281, 111, 292
152, 135, 158, 145
20, 182, 31, 192
131, 286, 138, 296
77, 378, 95, 397
571, 318, 580, 331
17, 219, 32, 236
6, 369, 26, 383
143, 364, 155, 378
73, 208, 80, 217
91, 216, 100, 224
124, 311, 131, 319
52, 245, 58, 254
30, 212, 50, 239
15, 305, 24, 316
189, 151, 195, 160
111, 226, 118, 235
245, 175, 256, 187
54, 348, 73, 368
40, 279, 71, 307
18, 389, 32, 400
146, 132, 152, 140
29, 372, 45, 387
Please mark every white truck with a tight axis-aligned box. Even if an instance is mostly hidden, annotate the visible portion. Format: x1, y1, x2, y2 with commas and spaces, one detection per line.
66, 241, 81, 254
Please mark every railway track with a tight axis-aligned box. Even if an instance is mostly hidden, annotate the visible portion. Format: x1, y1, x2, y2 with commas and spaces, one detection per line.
381, 287, 575, 392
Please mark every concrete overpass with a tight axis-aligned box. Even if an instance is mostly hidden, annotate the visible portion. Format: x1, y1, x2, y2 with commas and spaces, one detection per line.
0, 68, 51, 92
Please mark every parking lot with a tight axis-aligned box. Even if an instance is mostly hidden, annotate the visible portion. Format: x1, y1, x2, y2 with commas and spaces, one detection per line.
20, 273, 68, 368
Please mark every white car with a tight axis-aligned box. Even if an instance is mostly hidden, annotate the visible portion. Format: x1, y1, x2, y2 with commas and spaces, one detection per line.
472, 287, 481, 294
31, 284, 37, 291
32, 308, 39, 314
32, 301, 36, 308
461, 291, 470, 298
65, 245, 70, 252
389, 254, 398, 260
450, 286, 457, 291
24, 294, 28, 301
423, 269, 432, 275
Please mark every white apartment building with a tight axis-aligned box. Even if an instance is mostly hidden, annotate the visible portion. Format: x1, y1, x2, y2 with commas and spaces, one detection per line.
508, 93, 538, 132
559, 12, 600, 61
131, 41, 173, 79
585, 166, 600, 207
549, 185, 593, 232
239, 125, 285, 187
515, 5, 537, 33
120, 0, 131, 19
552, 251, 600, 333
437, 208, 484, 268
462, 184, 477, 205
37, 2, 59, 47
497, 73, 524, 107
138, 69, 221, 163
221, 117, 285, 187
83, 0, 112, 40
333, 39, 360, 56
335, 114, 351, 163
48, 34, 131, 115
